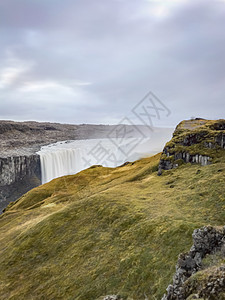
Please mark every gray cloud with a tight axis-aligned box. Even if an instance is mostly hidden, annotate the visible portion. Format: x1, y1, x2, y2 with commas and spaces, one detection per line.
0, 0, 224, 126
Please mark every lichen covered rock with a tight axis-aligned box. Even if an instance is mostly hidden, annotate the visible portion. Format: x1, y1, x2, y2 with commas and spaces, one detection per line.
162, 226, 225, 300
158, 119, 225, 175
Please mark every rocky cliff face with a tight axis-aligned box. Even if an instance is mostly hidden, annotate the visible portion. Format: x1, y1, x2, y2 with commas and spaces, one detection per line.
161, 226, 225, 300
0, 154, 41, 213
0, 155, 40, 186
158, 119, 225, 175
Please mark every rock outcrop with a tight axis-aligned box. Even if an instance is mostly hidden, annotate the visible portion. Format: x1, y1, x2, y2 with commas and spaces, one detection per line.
162, 226, 225, 300
158, 119, 225, 175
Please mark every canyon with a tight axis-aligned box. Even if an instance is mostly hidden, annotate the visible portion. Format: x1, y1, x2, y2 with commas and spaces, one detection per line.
0, 120, 173, 213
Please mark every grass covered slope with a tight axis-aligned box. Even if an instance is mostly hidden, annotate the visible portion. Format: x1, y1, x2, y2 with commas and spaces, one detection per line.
0, 122, 225, 299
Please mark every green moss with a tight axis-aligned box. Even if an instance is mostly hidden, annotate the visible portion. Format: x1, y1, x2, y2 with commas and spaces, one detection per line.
202, 248, 225, 269
162, 155, 174, 162
174, 159, 184, 166
184, 265, 225, 300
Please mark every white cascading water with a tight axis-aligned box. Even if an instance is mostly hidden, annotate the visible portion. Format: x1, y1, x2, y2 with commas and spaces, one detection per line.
38, 138, 134, 184
39, 148, 84, 184
37, 128, 173, 184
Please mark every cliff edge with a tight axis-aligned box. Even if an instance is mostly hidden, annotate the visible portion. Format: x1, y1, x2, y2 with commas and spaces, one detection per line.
158, 119, 225, 175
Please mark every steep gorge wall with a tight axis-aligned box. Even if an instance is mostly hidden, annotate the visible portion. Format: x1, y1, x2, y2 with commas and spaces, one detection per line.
0, 155, 41, 213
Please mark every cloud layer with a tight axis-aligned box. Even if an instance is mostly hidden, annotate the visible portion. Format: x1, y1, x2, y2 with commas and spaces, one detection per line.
0, 0, 225, 126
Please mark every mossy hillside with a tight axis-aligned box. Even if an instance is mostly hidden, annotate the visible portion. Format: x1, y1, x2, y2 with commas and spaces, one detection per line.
0, 151, 225, 299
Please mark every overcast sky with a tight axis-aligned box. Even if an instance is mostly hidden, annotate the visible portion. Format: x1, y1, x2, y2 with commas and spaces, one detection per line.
0, 0, 224, 127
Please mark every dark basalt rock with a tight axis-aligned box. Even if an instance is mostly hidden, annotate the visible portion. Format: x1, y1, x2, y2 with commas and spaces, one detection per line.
158, 119, 225, 175
0, 155, 41, 214
161, 226, 225, 300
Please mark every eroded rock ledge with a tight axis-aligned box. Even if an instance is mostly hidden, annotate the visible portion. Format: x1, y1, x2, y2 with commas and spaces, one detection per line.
161, 226, 225, 300
158, 119, 225, 175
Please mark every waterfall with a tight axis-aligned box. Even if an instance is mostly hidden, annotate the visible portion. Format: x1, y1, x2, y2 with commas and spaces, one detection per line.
39, 148, 84, 184
37, 138, 132, 184
37, 128, 174, 184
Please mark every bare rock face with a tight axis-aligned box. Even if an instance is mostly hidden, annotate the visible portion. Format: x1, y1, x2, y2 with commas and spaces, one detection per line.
0, 155, 40, 186
158, 119, 225, 175
0, 155, 41, 213
161, 226, 225, 300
